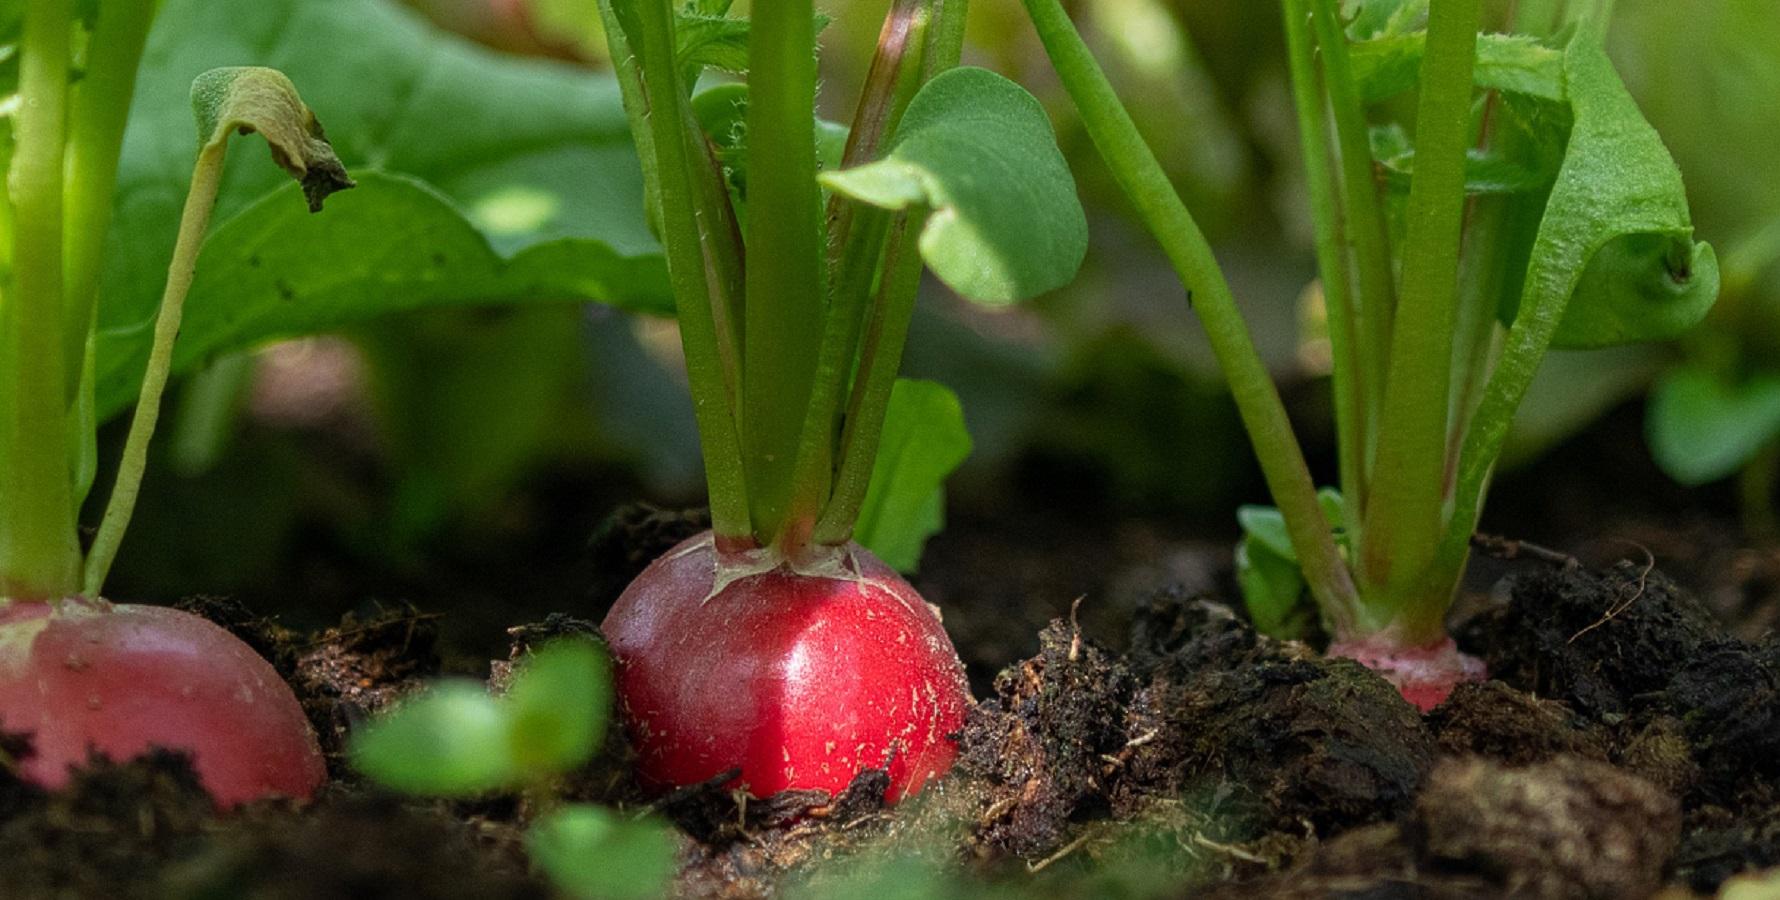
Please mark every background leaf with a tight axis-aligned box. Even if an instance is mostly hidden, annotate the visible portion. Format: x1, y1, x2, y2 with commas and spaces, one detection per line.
820, 66, 1086, 304
854, 379, 972, 572
1350, 32, 1564, 104
95, 0, 668, 420
1647, 367, 1780, 486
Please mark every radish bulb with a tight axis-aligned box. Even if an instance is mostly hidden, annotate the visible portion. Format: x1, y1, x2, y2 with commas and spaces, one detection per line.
0, 598, 325, 806
602, 533, 971, 802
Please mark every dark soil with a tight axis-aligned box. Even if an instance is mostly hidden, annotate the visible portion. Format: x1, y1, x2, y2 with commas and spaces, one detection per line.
5, 493, 1780, 898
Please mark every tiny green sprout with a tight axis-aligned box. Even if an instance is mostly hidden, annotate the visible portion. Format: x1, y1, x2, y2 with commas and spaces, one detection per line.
353, 637, 675, 900
351, 637, 609, 794
1019, 0, 1717, 707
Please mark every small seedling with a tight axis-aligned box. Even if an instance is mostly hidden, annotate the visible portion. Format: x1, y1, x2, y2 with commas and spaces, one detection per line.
353, 638, 677, 900
594, 0, 1086, 800
0, 2, 348, 805
1019, 0, 1716, 709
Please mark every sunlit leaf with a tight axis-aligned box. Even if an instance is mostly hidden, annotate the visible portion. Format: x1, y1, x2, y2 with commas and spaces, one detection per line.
821, 66, 1086, 304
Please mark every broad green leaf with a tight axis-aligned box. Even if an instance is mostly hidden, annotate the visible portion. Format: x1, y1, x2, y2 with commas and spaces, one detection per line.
820, 66, 1086, 304
96, 0, 668, 421
529, 806, 678, 900
1647, 368, 1780, 486
96, 173, 666, 419
506, 639, 612, 777
351, 683, 517, 796
1351, 32, 1564, 104
854, 379, 972, 573
1533, 40, 1719, 348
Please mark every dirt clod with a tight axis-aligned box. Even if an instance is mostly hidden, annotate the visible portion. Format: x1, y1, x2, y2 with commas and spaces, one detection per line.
1415, 755, 1678, 899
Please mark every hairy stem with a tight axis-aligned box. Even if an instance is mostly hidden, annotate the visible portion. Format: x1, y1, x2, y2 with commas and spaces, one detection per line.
1356, 0, 1480, 629
784, 0, 929, 553
810, 0, 968, 547
814, 216, 924, 544
0, 0, 81, 600
82, 139, 229, 596
1021, 0, 1360, 625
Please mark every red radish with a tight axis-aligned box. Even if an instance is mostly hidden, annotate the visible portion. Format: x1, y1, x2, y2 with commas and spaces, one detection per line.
1328, 634, 1485, 713
602, 532, 972, 802
0, 597, 326, 806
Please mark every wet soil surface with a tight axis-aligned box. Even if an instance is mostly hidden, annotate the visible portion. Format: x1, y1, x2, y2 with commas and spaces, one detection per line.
4, 499, 1778, 898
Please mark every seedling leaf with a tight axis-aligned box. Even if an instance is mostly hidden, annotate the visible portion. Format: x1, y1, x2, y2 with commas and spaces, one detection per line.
1647, 367, 1780, 486
529, 806, 678, 900
506, 638, 612, 776
820, 66, 1086, 304
351, 683, 517, 796
854, 379, 972, 573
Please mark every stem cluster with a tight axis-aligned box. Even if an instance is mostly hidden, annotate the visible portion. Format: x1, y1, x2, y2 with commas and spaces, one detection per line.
599, 0, 967, 560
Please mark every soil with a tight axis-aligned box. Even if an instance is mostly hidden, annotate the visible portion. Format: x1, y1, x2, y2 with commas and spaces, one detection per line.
5, 410, 1780, 898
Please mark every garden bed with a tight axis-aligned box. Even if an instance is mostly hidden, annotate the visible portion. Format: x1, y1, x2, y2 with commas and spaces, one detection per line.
5, 440, 1777, 899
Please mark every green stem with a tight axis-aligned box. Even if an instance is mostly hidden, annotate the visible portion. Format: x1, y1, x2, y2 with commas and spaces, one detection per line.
809, 0, 968, 547
62, 0, 158, 402
1281, 0, 1364, 518
1310, 0, 1395, 490
1021, 0, 1360, 625
82, 139, 227, 596
623, 0, 751, 539
1355, 0, 1479, 627
787, 0, 936, 553
0, 0, 81, 600
814, 216, 924, 545
744, 0, 829, 550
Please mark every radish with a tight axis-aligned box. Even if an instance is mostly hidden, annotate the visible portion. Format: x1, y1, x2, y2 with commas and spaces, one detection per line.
594, 0, 1080, 799
2, 16, 349, 810
603, 533, 968, 800
0, 598, 325, 806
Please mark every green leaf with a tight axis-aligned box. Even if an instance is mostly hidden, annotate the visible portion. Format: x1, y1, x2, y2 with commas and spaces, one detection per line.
1235, 538, 1309, 639
351, 682, 517, 796
1234, 489, 1345, 639
1350, 32, 1564, 104
529, 806, 678, 900
820, 66, 1086, 304
854, 379, 972, 573
1647, 367, 1780, 486
1523, 38, 1719, 349
96, 173, 666, 419
96, 0, 668, 421
506, 639, 612, 777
